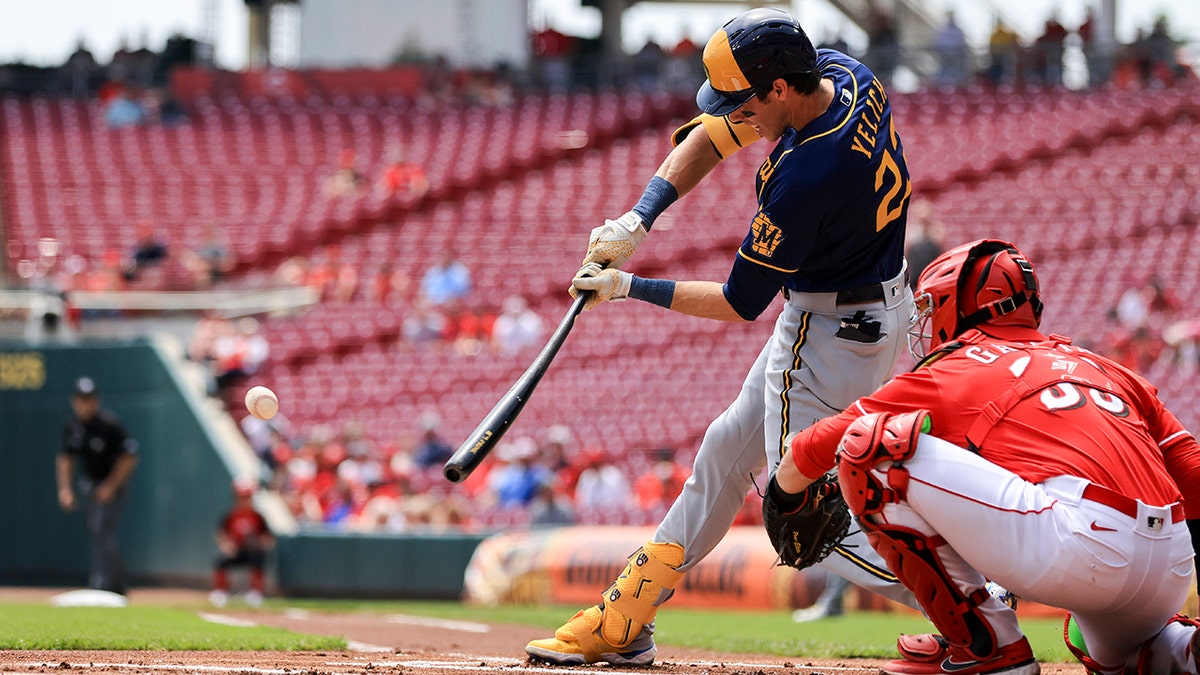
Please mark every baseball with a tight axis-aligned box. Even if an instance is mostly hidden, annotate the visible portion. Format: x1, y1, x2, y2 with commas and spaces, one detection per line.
244, 385, 279, 420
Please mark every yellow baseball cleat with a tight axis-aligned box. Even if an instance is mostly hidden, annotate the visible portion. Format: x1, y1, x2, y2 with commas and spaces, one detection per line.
525, 606, 657, 666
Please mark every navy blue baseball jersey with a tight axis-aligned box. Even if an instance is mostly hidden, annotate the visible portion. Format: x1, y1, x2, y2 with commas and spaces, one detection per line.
724, 50, 912, 320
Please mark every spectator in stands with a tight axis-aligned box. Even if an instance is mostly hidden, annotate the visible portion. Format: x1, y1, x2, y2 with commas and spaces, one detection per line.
1034, 14, 1069, 86
402, 299, 449, 349
491, 294, 545, 356
210, 478, 273, 608
818, 29, 851, 55
540, 424, 574, 475
529, 477, 575, 528
448, 300, 496, 356
210, 317, 270, 391
987, 18, 1021, 86
485, 436, 552, 509
103, 86, 146, 128
368, 261, 411, 305
1115, 278, 1153, 332
385, 431, 419, 489
1077, 7, 1108, 87
633, 37, 665, 90
1163, 318, 1200, 374
1142, 16, 1188, 86
240, 409, 291, 477
412, 412, 454, 470
353, 485, 406, 533
182, 222, 234, 289
123, 222, 168, 281
865, 5, 899, 86
574, 448, 632, 512
338, 420, 384, 487
275, 255, 309, 288
324, 149, 366, 198
375, 151, 429, 202
903, 199, 946, 288
303, 246, 339, 301
419, 251, 472, 308
933, 10, 971, 87
63, 38, 100, 98
531, 27, 575, 92
664, 32, 701, 92
633, 448, 689, 512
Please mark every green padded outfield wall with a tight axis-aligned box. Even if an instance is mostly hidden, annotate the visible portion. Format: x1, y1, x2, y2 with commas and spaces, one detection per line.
0, 337, 484, 597
0, 338, 233, 586
275, 532, 486, 599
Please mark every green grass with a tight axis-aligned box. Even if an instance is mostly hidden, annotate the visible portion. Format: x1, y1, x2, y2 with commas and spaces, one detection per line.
277, 599, 1076, 662
0, 598, 1074, 662
0, 604, 344, 650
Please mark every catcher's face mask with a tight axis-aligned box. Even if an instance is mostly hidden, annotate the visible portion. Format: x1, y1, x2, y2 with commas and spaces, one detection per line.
908, 291, 934, 360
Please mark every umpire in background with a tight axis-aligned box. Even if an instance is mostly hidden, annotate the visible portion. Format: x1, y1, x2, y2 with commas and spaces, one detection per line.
56, 376, 139, 596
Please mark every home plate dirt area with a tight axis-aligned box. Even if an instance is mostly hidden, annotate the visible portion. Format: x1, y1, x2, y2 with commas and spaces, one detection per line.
0, 588, 1085, 675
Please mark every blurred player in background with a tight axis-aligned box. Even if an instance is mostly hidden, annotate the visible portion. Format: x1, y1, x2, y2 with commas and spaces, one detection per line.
57, 376, 139, 596
210, 478, 274, 607
774, 239, 1200, 675
527, 6, 918, 666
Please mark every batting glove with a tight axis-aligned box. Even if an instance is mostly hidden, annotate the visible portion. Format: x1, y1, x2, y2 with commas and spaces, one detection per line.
582, 211, 648, 269
570, 262, 632, 310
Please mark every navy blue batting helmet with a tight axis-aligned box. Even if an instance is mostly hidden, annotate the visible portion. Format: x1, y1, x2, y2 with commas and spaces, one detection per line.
697, 7, 817, 116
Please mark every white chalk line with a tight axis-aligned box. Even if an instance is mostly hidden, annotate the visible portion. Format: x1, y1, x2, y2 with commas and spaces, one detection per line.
12, 654, 876, 675
382, 613, 491, 633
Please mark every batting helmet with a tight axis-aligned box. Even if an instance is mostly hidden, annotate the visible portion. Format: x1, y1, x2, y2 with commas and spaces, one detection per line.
912, 239, 1043, 356
697, 7, 817, 116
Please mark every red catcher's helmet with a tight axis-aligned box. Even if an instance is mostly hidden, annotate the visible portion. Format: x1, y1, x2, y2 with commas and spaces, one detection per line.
912, 239, 1043, 356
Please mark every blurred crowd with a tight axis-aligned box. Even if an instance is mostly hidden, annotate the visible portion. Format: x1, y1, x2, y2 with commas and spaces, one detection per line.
273, 248, 546, 356
239, 409, 753, 533
1099, 275, 1199, 375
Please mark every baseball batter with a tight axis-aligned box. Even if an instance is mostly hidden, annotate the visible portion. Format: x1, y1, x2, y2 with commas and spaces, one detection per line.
775, 240, 1200, 675
526, 7, 919, 666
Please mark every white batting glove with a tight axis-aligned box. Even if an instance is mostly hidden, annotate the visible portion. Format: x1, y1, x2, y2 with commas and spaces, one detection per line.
570, 262, 632, 310
583, 211, 648, 269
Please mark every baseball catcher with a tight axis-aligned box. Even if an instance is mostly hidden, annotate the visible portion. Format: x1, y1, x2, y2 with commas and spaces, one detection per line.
762, 470, 851, 570
772, 239, 1200, 675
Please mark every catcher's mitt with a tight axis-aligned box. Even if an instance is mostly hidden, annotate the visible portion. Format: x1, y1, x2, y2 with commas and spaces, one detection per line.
762, 473, 852, 570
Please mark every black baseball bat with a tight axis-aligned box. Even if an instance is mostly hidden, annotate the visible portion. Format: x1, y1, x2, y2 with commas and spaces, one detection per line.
443, 292, 589, 483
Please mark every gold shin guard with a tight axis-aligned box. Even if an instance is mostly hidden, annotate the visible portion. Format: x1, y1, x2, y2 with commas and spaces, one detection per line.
597, 541, 684, 646
552, 541, 685, 655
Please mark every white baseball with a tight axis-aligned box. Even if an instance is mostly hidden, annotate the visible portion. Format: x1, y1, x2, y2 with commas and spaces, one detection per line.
245, 385, 279, 420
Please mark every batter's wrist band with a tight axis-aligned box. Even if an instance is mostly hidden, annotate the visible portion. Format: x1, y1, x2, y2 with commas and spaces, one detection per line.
631, 176, 679, 229
629, 276, 676, 309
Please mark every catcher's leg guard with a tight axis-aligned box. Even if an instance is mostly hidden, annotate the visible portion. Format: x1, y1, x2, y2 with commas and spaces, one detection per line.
838, 411, 998, 660
525, 541, 684, 665
1116, 614, 1200, 675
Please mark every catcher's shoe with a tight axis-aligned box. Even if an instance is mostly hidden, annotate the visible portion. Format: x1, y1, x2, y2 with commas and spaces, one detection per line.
897, 633, 952, 662
896, 584, 1017, 662
525, 606, 656, 666
883, 636, 1040, 675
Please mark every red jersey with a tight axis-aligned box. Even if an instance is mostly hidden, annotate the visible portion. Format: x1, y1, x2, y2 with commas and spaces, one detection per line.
220, 506, 270, 549
791, 329, 1200, 515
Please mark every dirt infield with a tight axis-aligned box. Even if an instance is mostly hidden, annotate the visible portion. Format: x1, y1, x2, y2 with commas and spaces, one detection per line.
0, 588, 1084, 675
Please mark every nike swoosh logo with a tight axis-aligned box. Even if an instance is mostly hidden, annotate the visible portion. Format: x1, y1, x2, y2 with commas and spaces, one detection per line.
941, 657, 990, 672
1090, 521, 1117, 532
